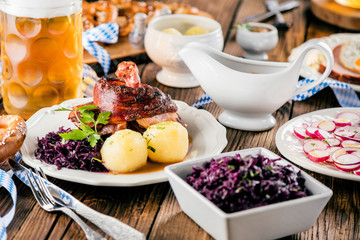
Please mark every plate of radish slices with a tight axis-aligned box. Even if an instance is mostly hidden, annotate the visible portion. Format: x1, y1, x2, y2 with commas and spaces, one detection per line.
276, 108, 360, 181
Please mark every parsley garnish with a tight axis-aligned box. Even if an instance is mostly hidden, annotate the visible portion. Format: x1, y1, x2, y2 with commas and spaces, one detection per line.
56, 105, 110, 147
147, 146, 156, 153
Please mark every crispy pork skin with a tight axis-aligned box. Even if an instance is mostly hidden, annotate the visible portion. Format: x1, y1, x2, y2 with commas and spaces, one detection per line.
69, 61, 183, 135
93, 77, 178, 122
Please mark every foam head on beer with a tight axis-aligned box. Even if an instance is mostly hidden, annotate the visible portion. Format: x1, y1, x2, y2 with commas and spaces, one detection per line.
0, 0, 83, 119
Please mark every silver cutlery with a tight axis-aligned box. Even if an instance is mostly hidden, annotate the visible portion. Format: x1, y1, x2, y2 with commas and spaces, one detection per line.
9, 157, 146, 240
266, 0, 291, 30
243, 0, 299, 23
25, 167, 105, 240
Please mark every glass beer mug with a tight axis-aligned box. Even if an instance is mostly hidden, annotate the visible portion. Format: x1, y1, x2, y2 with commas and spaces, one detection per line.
0, 0, 83, 119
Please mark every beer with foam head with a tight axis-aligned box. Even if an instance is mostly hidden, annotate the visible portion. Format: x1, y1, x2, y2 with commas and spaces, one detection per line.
0, 0, 83, 119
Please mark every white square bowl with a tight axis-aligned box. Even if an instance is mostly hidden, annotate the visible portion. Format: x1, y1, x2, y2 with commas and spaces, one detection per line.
164, 147, 333, 240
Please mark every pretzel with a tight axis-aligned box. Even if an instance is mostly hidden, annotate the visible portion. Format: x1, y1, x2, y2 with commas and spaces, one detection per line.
82, 0, 213, 36
83, 0, 118, 31
0, 115, 27, 163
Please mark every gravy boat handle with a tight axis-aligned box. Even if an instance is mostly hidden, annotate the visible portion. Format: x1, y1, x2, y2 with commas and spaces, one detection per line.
293, 41, 334, 96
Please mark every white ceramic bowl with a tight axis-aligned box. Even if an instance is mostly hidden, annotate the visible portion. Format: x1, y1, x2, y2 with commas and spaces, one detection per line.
165, 147, 333, 240
236, 22, 278, 60
144, 14, 224, 88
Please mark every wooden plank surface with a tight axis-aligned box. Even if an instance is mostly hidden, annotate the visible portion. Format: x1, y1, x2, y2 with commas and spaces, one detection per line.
1, 0, 360, 239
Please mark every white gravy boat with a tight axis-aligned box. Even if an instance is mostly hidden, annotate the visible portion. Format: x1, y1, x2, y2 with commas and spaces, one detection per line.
179, 41, 334, 131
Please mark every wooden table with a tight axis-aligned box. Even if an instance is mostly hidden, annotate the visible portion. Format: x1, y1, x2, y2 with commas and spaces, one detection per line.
1, 0, 360, 239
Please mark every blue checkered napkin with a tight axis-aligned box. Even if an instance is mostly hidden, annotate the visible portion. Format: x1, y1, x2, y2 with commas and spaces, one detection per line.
12, 153, 73, 207
192, 92, 213, 108
192, 78, 360, 108
82, 64, 98, 97
0, 169, 17, 240
292, 78, 360, 107
83, 23, 119, 75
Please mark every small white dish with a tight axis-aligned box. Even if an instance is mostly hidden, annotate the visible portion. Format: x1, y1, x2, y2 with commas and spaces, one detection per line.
20, 98, 227, 186
236, 22, 278, 60
165, 147, 333, 240
144, 14, 224, 88
276, 107, 360, 181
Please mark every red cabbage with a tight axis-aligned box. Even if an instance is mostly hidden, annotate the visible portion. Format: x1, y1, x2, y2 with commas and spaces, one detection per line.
186, 154, 309, 213
34, 127, 108, 172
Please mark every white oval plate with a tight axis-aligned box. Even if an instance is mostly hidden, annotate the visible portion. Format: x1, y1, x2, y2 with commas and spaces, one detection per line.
20, 98, 227, 186
276, 107, 360, 181
288, 33, 360, 91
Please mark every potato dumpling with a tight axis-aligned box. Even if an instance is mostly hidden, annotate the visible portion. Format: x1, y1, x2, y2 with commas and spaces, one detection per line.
143, 121, 189, 163
101, 129, 147, 173
162, 27, 182, 35
184, 26, 210, 35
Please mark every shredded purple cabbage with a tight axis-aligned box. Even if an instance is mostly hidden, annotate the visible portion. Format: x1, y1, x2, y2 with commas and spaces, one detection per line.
186, 154, 309, 213
34, 127, 108, 172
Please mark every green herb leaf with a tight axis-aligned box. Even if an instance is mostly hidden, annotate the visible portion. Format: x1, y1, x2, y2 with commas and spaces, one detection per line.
80, 110, 96, 123
56, 105, 110, 147
55, 107, 72, 111
88, 134, 101, 148
91, 157, 103, 163
147, 146, 156, 153
59, 129, 89, 141
77, 104, 99, 113
79, 124, 95, 135
96, 111, 111, 125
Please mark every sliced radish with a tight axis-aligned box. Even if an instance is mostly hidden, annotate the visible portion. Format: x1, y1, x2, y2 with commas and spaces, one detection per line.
294, 127, 310, 139
354, 133, 360, 139
323, 138, 341, 147
341, 140, 360, 148
307, 149, 330, 162
336, 111, 360, 125
351, 150, 360, 158
315, 129, 333, 139
311, 121, 321, 128
332, 147, 360, 171
306, 127, 320, 138
318, 120, 336, 132
334, 126, 358, 139
302, 123, 309, 128
353, 169, 360, 176
303, 139, 329, 154
334, 118, 352, 127
326, 146, 341, 163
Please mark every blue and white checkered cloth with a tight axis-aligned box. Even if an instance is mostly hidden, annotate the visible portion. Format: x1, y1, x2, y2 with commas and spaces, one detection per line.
192, 78, 360, 108
83, 23, 119, 75
291, 78, 360, 107
0, 170, 16, 240
82, 64, 98, 97
0, 153, 74, 240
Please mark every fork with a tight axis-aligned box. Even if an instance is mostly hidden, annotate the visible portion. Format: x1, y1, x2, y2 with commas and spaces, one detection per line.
25, 169, 105, 240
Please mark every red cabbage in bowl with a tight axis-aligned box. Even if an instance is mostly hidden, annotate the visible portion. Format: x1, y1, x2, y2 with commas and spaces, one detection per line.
34, 127, 108, 172
186, 154, 308, 213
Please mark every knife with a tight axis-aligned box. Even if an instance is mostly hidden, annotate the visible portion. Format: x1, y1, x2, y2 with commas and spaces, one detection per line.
243, 1, 300, 23
266, 0, 291, 30
9, 155, 146, 240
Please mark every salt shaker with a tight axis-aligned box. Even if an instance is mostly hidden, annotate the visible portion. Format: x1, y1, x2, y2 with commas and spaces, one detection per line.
158, 7, 172, 16
129, 12, 147, 49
